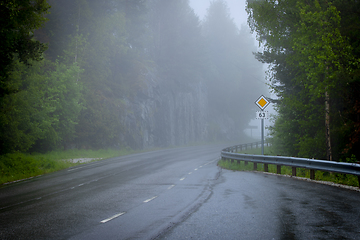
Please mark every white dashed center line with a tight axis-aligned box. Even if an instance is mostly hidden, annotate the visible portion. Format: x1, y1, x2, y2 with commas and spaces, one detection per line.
144, 196, 157, 203
101, 212, 125, 223
168, 185, 175, 190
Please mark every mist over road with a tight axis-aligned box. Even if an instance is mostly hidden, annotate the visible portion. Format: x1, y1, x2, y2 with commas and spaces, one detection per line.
1, 145, 359, 239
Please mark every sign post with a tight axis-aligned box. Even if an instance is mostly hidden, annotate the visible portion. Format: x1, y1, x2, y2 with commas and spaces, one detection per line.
255, 95, 270, 155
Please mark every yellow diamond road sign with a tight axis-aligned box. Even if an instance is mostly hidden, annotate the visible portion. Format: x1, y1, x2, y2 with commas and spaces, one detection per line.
255, 95, 270, 110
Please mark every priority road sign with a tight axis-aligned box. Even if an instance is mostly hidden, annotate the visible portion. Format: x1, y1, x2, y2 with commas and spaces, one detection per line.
255, 95, 270, 156
255, 95, 270, 110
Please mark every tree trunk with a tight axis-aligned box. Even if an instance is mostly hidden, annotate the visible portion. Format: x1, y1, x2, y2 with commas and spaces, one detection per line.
325, 90, 332, 161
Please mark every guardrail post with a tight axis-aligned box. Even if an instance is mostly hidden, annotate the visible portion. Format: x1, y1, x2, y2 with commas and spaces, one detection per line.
277, 165, 281, 174
245, 161, 248, 166
264, 163, 268, 172
254, 163, 257, 171
310, 169, 315, 180
292, 167, 296, 177
358, 176, 360, 188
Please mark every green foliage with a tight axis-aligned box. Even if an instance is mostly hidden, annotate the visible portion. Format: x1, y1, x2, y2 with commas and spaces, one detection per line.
0, 59, 83, 153
0, 0, 50, 97
0, 0, 151, 151
0, 0, 267, 154
247, 0, 360, 160
292, 1, 356, 97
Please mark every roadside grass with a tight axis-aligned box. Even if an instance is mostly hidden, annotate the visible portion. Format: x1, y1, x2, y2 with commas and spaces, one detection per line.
0, 148, 138, 185
218, 147, 359, 188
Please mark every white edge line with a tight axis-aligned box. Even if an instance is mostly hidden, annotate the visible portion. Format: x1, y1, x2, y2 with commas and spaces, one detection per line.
144, 196, 157, 203
101, 212, 126, 223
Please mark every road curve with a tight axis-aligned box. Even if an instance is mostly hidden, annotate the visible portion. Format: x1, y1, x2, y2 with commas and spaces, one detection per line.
1, 145, 359, 240
159, 170, 360, 239
0, 145, 224, 239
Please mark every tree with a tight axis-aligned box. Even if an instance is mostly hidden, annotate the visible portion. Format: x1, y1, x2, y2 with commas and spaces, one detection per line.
147, 0, 205, 86
38, 0, 150, 149
0, 59, 83, 153
247, 0, 360, 160
291, 1, 357, 160
0, 0, 50, 97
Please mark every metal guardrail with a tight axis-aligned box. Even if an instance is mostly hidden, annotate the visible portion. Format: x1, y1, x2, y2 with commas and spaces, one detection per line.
221, 143, 360, 188
223, 141, 270, 153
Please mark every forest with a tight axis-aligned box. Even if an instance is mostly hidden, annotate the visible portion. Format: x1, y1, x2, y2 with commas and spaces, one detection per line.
0, 0, 266, 155
247, 0, 360, 161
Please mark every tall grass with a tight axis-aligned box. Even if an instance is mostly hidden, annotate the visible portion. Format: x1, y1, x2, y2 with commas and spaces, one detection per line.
0, 148, 138, 185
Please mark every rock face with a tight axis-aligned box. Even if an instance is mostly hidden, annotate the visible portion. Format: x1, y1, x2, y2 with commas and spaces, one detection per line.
121, 72, 208, 149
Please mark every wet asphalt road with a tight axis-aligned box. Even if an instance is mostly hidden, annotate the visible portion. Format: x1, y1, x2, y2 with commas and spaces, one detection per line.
1, 145, 360, 240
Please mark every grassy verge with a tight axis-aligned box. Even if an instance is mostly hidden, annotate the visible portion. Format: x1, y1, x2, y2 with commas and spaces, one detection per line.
0, 148, 139, 185
218, 151, 359, 188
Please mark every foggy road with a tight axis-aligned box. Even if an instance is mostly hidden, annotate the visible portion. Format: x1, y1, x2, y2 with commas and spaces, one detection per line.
1, 145, 360, 239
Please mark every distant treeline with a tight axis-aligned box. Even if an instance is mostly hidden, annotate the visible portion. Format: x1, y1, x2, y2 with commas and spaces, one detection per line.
0, 0, 265, 154
247, 0, 360, 161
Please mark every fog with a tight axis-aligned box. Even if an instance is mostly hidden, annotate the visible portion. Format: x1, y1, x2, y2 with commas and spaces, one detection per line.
190, 0, 271, 140
2, 0, 272, 154
47, 0, 271, 149
189, 0, 248, 28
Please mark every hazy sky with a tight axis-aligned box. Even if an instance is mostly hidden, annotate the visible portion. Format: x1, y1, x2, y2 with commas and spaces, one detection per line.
189, 0, 248, 29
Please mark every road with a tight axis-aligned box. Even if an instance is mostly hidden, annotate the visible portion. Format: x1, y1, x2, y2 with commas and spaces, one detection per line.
0, 145, 359, 239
